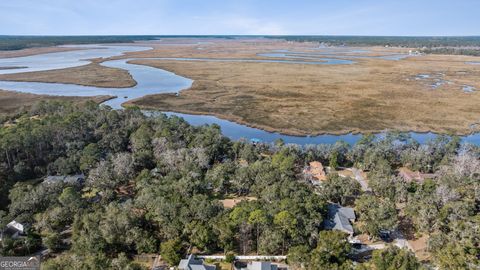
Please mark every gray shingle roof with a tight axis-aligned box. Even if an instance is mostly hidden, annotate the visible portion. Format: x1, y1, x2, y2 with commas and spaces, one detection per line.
325, 203, 356, 235
245, 261, 278, 270
44, 174, 85, 184
178, 255, 215, 270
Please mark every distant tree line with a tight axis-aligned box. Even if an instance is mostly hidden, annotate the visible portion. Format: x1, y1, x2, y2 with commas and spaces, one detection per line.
0, 35, 236, 51
0, 36, 157, 51
421, 47, 480, 56
272, 35, 480, 48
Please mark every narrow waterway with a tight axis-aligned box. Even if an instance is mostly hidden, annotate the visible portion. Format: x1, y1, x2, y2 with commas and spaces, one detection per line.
0, 44, 479, 145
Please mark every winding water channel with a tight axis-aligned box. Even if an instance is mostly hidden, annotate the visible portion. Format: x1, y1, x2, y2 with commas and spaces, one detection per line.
1, 44, 479, 145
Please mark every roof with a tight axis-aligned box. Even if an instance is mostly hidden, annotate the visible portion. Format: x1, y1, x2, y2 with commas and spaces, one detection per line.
178, 255, 215, 270
238, 261, 279, 270
2, 220, 25, 239
249, 262, 278, 270
325, 204, 356, 235
398, 167, 435, 183
3, 226, 20, 237
6, 220, 24, 233
304, 161, 327, 181
44, 174, 85, 184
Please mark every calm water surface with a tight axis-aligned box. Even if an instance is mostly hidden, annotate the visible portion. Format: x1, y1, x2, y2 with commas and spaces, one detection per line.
1, 44, 479, 145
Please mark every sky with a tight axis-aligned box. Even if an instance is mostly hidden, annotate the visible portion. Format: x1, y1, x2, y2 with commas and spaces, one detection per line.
1, 0, 479, 36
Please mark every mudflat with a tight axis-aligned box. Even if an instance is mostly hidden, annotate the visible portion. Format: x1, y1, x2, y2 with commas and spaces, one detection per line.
123, 39, 480, 135
3, 38, 480, 135
0, 46, 83, 58
0, 89, 113, 115
0, 62, 136, 88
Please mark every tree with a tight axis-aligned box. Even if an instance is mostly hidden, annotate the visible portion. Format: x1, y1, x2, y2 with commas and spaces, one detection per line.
43, 233, 63, 252
213, 215, 236, 253
258, 229, 283, 255
309, 231, 352, 270
329, 150, 339, 169
368, 171, 402, 202
186, 221, 215, 252
225, 252, 235, 263
248, 209, 268, 254
434, 243, 471, 270
111, 152, 135, 183
130, 124, 154, 169
1, 100, 476, 268
287, 245, 310, 270
160, 238, 183, 266
79, 143, 101, 172
111, 253, 145, 270
320, 174, 361, 205
271, 149, 297, 176
205, 161, 235, 194
356, 194, 398, 238
372, 246, 421, 270
58, 187, 83, 212
274, 211, 297, 254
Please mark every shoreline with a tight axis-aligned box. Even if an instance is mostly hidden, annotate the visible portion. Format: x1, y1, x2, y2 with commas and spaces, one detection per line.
123, 99, 474, 137
2, 41, 480, 138
0, 62, 138, 89
0, 89, 115, 115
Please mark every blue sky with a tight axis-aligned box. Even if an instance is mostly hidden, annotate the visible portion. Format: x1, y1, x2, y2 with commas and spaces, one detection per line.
1, 0, 479, 36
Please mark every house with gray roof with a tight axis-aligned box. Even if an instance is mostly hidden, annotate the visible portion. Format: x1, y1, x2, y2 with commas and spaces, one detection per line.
241, 261, 278, 270
0, 220, 26, 241
324, 203, 356, 237
178, 254, 216, 270
44, 174, 85, 185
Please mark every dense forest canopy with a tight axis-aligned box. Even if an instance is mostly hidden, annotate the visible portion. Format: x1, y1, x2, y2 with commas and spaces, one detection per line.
0, 35, 238, 51
271, 35, 480, 48
0, 101, 478, 269
0, 36, 158, 51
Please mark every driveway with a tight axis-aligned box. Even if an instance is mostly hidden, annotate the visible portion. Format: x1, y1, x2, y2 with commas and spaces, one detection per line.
352, 168, 371, 192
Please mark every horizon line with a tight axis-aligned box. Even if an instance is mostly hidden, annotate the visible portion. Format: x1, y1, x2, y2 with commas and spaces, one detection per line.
1, 34, 480, 38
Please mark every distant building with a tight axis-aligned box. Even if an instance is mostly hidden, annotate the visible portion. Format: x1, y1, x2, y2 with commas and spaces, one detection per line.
178, 254, 216, 270
324, 203, 356, 237
398, 167, 435, 184
303, 161, 327, 184
44, 174, 85, 185
1, 220, 26, 241
235, 261, 288, 270
409, 50, 422, 56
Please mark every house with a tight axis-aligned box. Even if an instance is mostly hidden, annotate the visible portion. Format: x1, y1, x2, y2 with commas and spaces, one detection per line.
44, 174, 85, 185
398, 167, 435, 184
235, 261, 288, 270
0, 220, 26, 241
178, 254, 216, 270
324, 203, 356, 237
303, 161, 327, 184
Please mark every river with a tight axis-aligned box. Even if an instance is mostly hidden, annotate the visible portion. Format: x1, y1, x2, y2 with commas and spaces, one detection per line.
0, 44, 479, 145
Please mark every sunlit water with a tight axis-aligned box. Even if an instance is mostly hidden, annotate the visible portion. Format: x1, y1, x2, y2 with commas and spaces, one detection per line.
1, 44, 479, 145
